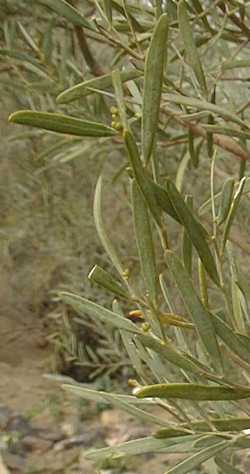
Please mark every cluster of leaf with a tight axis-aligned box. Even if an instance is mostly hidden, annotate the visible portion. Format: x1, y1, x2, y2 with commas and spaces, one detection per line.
0, 0, 135, 378
5, 0, 250, 472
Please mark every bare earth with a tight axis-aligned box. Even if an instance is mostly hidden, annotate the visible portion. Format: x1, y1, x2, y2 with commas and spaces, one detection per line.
0, 310, 174, 474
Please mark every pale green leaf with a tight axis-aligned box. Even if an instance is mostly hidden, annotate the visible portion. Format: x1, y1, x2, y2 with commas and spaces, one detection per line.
165, 182, 219, 286
136, 383, 250, 401
178, 0, 207, 95
217, 178, 235, 225
164, 94, 250, 130
88, 265, 129, 299
93, 176, 124, 276
165, 440, 229, 474
37, 0, 95, 31
131, 180, 157, 303
9, 111, 117, 137
59, 291, 140, 333
165, 251, 222, 370
222, 177, 246, 251
57, 69, 142, 104
142, 13, 168, 162
112, 69, 128, 129
103, 0, 113, 25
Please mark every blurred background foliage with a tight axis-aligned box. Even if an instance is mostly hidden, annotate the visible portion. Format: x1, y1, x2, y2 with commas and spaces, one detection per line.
1, 0, 250, 388
3, 1, 250, 472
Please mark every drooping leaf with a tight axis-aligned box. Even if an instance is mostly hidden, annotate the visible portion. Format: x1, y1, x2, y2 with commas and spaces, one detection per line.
9, 111, 117, 137
155, 417, 250, 438
165, 440, 229, 474
37, 0, 95, 31
222, 177, 246, 251
88, 265, 129, 299
85, 434, 200, 462
57, 69, 142, 104
188, 129, 198, 168
215, 456, 244, 474
131, 180, 157, 303
93, 176, 124, 276
178, 0, 207, 95
124, 130, 162, 225
165, 181, 220, 286
212, 312, 250, 366
182, 195, 193, 275
112, 69, 128, 130
136, 383, 250, 401
103, 0, 113, 25
63, 383, 155, 406
138, 333, 213, 379
142, 13, 168, 163
165, 252, 222, 370
164, 94, 249, 130
0, 48, 42, 66
59, 291, 140, 334
217, 178, 235, 225
189, 0, 212, 32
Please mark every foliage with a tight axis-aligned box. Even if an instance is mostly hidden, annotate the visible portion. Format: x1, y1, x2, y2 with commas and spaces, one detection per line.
4, 0, 250, 472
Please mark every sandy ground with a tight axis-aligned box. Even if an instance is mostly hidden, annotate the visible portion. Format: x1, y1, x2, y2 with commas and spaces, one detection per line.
0, 310, 175, 474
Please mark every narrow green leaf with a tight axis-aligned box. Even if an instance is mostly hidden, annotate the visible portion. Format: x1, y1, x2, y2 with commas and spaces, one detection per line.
59, 291, 141, 334
222, 177, 246, 251
124, 130, 162, 226
155, 417, 250, 438
165, 440, 229, 474
93, 176, 124, 276
63, 383, 155, 406
207, 87, 216, 158
136, 383, 250, 401
100, 393, 171, 428
165, 251, 222, 370
37, 0, 95, 31
138, 333, 211, 378
228, 244, 245, 333
215, 456, 244, 474
222, 59, 250, 70
57, 69, 142, 104
178, 0, 207, 95
149, 180, 182, 224
176, 151, 190, 192
0, 48, 44, 67
217, 178, 235, 225
120, 330, 144, 378
112, 299, 145, 378
198, 259, 209, 308
164, 94, 250, 130
88, 265, 129, 299
42, 18, 54, 63
17, 22, 39, 53
103, 0, 113, 25
188, 129, 198, 168
165, 181, 220, 286
142, 13, 168, 162
85, 433, 202, 462
112, 69, 128, 130
190, 0, 212, 32
212, 313, 250, 366
131, 180, 157, 303
182, 195, 193, 275
9, 111, 117, 137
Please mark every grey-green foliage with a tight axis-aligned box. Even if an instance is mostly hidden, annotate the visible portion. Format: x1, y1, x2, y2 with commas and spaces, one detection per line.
4, 0, 250, 472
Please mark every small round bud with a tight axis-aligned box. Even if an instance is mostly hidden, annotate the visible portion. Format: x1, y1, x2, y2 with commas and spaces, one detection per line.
110, 106, 118, 114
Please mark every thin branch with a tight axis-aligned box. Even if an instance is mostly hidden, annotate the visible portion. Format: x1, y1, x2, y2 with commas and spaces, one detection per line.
67, 0, 104, 76
162, 108, 249, 162
218, 2, 250, 40
74, 25, 104, 76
